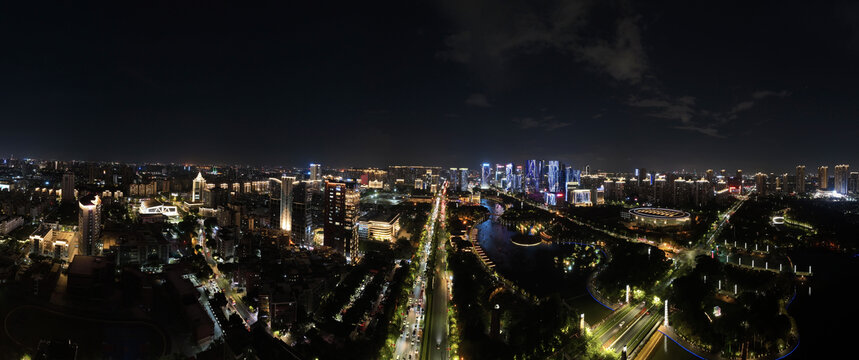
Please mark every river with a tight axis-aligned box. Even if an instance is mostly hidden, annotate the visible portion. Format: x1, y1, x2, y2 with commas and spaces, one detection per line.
475, 199, 734, 359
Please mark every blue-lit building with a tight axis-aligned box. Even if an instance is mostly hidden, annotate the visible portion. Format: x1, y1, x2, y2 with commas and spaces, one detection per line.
526, 160, 538, 193
505, 163, 513, 192
547, 161, 560, 193
460, 168, 469, 192
481, 163, 490, 189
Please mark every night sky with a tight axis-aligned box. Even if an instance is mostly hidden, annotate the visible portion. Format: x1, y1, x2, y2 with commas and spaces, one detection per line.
1, 1, 858, 171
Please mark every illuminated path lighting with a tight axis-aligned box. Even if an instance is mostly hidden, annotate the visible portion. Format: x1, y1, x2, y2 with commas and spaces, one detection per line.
626, 285, 630, 304
663, 299, 668, 327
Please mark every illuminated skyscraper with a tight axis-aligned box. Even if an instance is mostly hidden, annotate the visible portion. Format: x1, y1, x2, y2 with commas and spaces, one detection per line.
78, 194, 102, 256
459, 168, 468, 192
755, 173, 768, 196
547, 161, 560, 193
281, 176, 295, 232
309, 163, 322, 181
706, 169, 715, 182
818, 166, 828, 189
481, 163, 490, 189
796, 165, 806, 194
526, 160, 538, 192
505, 163, 513, 191
192, 172, 206, 203
324, 181, 359, 261
269, 177, 283, 229
449, 168, 459, 190
834, 164, 849, 194
62, 171, 75, 203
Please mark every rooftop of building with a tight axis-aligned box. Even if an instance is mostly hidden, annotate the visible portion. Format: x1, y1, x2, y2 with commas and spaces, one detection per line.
30, 226, 53, 238
78, 194, 100, 207
358, 210, 400, 223
68, 255, 111, 277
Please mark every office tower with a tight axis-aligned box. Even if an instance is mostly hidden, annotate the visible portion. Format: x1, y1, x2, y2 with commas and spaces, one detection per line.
505, 164, 513, 191
61, 172, 75, 203
834, 164, 849, 194
755, 173, 768, 196
495, 164, 504, 186
459, 168, 468, 192
192, 172, 206, 203
78, 194, 103, 256
706, 169, 715, 182
324, 182, 360, 261
324, 182, 346, 255
480, 163, 490, 189
565, 166, 581, 186
537, 160, 546, 191
449, 168, 459, 190
309, 163, 322, 181
547, 161, 560, 193
526, 160, 538, 192
818, 166, 828, 189
281, 176, 295, 232
796, 165, 806, 194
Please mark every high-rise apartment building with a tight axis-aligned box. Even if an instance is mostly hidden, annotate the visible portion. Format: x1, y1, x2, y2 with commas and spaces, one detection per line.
796, 165, 806, 194
309, 163, 322, 181
818, 166, 829, 190
62, 171, 75, 203
291, 181, 309, 246
324, 182, 360, 262
755, 173, 768, 196
78, 194, 102, 256
849, 172, 859, 194
834, 164, 849, 194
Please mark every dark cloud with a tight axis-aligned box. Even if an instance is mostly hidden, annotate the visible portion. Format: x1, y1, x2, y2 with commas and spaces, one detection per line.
465, 93, 491, 107
751, 90, 791, 99
513, 116, 571, 130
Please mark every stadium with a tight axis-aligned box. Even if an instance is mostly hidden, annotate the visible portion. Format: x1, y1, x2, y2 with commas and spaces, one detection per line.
628, 207, 691, 229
